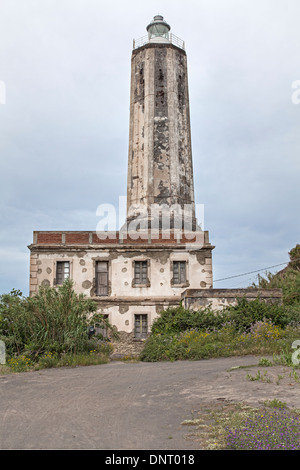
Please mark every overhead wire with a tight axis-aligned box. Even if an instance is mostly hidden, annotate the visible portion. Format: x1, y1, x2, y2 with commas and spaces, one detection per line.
213, 257, 300, 283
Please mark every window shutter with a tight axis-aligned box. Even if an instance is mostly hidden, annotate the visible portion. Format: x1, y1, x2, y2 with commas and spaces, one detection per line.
56, 262, 63, 285
56, 261, 69, 285
134, 261, 147, 284
135, 314, 148, 339
173, 261, 186, 284
180, 261, 186, 283
134, 262, 141, 284
141, 262, 147, 283
96, 261, 108, 296
173, 261, 179, 284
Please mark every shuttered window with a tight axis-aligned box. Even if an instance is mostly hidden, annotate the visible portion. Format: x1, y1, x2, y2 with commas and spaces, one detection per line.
134, 261, 148, 284
173, 261, 187, 284
96, 261, 109, 296
134, 314, 148, 339
56, 261, 70, 285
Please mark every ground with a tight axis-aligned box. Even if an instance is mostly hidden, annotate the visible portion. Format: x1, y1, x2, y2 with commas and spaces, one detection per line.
0, 355, 299, 450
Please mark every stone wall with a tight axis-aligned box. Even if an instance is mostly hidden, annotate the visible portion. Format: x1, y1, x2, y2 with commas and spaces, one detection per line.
181, 288, 283, 311
110, 332, 147, 358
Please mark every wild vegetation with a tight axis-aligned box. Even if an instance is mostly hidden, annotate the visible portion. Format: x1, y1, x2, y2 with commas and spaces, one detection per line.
140, 298, 300, 362
0, 279, 116, 372
140, 244, 300, 363
183, 399, 300, 450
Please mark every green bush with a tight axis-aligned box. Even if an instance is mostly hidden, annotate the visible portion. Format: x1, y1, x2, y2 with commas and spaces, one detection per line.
222, 297, 300, 331
150, 304, 226, 335
148, 298, 300, 338
252, 244, 300, 305
140, 298, 300, 362
0, 279, 116, 359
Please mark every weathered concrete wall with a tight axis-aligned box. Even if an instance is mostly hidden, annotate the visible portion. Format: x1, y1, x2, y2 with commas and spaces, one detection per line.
29, 250, 213, 302
28, 230, 214, 343
181, 288, 283, 311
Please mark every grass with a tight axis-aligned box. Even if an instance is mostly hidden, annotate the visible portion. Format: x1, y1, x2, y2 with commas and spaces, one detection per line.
0, 349, 111, 373
182, 400, 300, 450
246, 370, 271, 382
140, 322, 300, 362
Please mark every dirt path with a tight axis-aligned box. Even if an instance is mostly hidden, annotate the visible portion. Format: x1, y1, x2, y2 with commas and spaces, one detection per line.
1, 355, 299, 450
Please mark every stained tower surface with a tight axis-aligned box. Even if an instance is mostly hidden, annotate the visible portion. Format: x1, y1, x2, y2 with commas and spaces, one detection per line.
126, 15, 197, 230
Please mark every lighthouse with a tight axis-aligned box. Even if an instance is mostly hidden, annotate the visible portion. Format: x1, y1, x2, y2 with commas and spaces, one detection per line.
28, 15, 214, 354
126, 15, 197, 232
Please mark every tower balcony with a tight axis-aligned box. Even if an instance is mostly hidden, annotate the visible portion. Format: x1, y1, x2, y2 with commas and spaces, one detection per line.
133, 32, 185, 51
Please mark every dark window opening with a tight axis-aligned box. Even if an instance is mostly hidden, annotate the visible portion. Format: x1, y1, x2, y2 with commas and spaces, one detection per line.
96, 261, 109, 296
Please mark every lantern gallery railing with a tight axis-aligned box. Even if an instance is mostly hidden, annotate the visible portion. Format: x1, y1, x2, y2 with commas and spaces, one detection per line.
133, 33, 185, 51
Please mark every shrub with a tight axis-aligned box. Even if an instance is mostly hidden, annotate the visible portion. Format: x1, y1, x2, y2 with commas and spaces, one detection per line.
222, 297, 298, 331
150, 304, 224, 335
140, 299, 300, 362
0, 288, 30, 356
249, 320, 284, 341
7, 355, 33, 372
148, 298, 299, 339
0, 280, 116, 359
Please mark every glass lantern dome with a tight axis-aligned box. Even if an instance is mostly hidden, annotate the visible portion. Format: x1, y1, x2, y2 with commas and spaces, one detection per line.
133, 15, 185, 51
146, 15, 171, 43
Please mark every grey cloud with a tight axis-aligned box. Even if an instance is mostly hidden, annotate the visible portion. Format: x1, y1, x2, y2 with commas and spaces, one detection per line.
0, 0, 299, 294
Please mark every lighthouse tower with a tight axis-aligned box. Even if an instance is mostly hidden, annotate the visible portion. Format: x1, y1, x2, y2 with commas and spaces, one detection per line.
126, 15, 197, 231
28, 15, 281, 354
29, 15, 214, 354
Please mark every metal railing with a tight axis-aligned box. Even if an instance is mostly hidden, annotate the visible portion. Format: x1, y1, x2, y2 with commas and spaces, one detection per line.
133, 35, 149, 50
133, 33, 185, 51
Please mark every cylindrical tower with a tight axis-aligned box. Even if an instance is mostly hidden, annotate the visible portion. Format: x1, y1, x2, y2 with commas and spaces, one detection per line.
126, 15, 196, 230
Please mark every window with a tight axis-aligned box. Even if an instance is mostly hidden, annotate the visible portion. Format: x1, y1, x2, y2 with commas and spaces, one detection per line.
134, 261, 148, 285
56, 261, 70, 285
96, 261, 109, 296
95, 314, 109, 339
134, 314, 148, 339
173, 261, 187, 285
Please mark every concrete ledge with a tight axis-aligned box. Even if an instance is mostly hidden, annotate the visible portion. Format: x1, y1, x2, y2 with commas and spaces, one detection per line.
29, 230, 213, 248
181, 288, 283, 311
182, 288, 282, 299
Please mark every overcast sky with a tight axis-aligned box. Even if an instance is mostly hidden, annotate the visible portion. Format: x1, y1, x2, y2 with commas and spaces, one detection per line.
0, 0, 299, 296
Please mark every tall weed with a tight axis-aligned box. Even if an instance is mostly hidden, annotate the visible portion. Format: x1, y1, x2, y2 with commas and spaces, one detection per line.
0, 280, 115, 359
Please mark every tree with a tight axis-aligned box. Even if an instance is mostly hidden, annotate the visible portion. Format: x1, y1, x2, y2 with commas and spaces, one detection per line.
252, 244, 300, 305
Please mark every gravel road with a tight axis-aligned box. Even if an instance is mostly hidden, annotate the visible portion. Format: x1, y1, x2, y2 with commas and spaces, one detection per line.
1, 355, 299, 450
